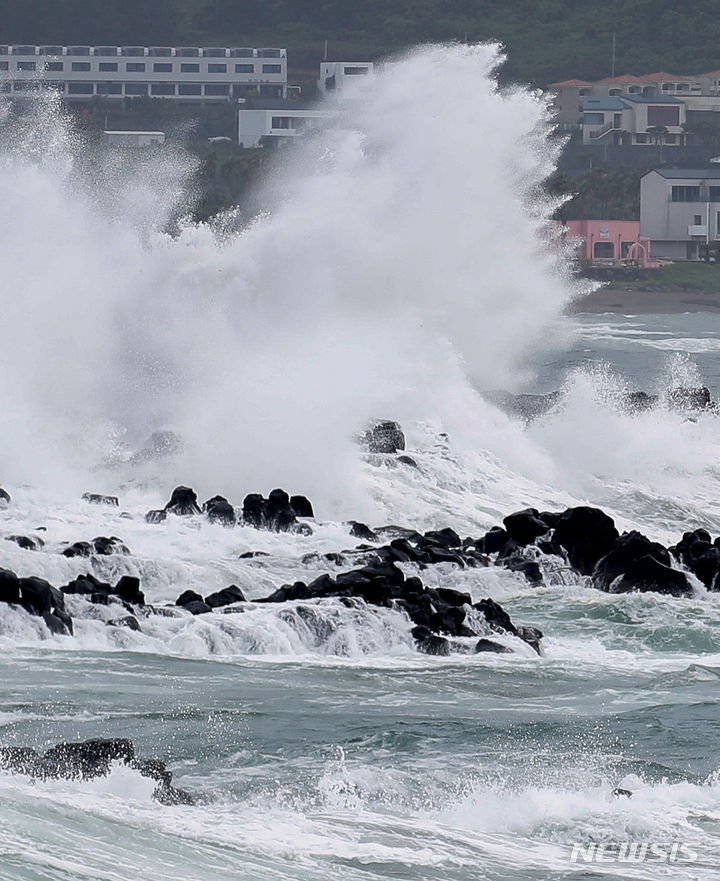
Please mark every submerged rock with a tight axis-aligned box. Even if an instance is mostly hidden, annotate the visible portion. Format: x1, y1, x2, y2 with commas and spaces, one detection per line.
0, 738, 194, 805
362, 420, 406, 454
82, 493, 119, 507
5, 534, 44, 551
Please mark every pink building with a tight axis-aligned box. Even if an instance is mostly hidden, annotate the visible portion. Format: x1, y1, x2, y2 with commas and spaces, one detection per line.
562, 219, 650, 265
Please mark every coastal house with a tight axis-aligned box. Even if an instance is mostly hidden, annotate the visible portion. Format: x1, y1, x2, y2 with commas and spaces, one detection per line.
562, 220, 649, 265
317, 61, 374, 94
581, 94, 686, 146
0, 44, 287, 102
237, 99, 335, 147
640, 167, 720, 260
550, 71, 720, 137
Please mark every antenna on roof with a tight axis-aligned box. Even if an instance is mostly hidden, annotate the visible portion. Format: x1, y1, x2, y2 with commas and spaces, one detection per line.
611, 32, 616, 78
324, 38, 328, 61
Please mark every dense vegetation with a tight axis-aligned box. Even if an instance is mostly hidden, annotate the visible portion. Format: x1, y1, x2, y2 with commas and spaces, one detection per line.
3, 0, 720, 84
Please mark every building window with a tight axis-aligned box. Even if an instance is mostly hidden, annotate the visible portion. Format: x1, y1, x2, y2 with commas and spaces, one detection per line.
14, 81, 40, 90
208, 63, 227, 73
126, 63, 145, 72
271, 116, 290, 129
12, 46, 35, 55
235, 63, 254, 73
124, 83, 148, 95
153, 63, 173, 72
68, 47, 91, 56
584, 112, 605, 125
203, 48, 227, 57
97, 82, 122, 94
176, 48, 200, 57
68, 82, 94, 94
0, 47, 7, 55
344, 66, 369, 75
0, 61, 8, 70
647, 105, 679, 126
230, 48, 253, 57
180, 63, 200, 72
671, 186, 701, 202
44, 81, 65, 91
121, 47, 145, 56
45, 61, 63, 71
204, 84, 229, 95
259, 84, 282, 97
17, 61, 37, 70
149, 47, 172, 57
609, 88, 621, 96
710, 187, 720, 201
71, 62, 91, 71
99, 62, 118, 71
39, 46, 63, 55
178, 83, 202, 95
94, 47, 118, 56
664, 134, 677, 144
262, 64, 282, 74
151, 83, 175, 95
593, 241, 614, 258
258, 48, 281, 58
635, 133, 647, 144
694, 214, 703, 225
716, 210, 720, 232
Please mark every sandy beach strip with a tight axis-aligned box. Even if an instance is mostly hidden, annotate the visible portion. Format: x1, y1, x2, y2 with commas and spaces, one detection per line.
567, 287, 720, 314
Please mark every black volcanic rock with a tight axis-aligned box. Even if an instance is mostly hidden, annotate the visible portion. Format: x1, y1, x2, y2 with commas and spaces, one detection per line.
82, 493, 119, 506
114, 575, 145, 605
593, 531, 670, 592
203, 495, 236, 526
0, 738, 194, 805
611, 555, 692, 598
0, 568, 21, 604
265, 489, 297, 532
5, 534, 44, 551
176, 590, 203, 607
205, 585, 246, 607
164, 486, 201, 516
502, 508, 550, 546
362, 420, 406, 453
0, 487, 10, 507
475, 638, 512, 654
242, 493, 266, 529
145, 509, 167, 524
290, 495, 314, 518
553, 506, 619, 576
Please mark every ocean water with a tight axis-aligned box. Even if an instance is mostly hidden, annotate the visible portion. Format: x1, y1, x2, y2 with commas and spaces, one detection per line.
2, 45, 720, 881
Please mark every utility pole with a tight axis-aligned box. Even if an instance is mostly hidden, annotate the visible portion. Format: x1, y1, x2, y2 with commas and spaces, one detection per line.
611, 32, 616, 78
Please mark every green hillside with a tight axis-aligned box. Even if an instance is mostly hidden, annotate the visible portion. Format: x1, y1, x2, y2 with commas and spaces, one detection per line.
2, 0, 720, 84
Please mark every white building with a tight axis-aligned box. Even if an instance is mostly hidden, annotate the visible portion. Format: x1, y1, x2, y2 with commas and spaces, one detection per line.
103, 130, 165, 146
581, 94, 687, 146
0, 44, 287, 102
317, 61, 373, 94
238, 100, 335, 148
640, 167, 720, 260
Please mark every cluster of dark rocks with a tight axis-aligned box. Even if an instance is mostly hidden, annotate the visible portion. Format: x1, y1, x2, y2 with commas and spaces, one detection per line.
145, 485, 314, 534
0, 567, 147, 635
0, 737, 194, 805
487, 385, 716, 423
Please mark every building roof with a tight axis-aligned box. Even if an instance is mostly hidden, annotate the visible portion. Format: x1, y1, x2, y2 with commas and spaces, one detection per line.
636, 72, 692, 82
596, 74, 644, 84
582, 96, 624, 110
621, 93, 683, 104
240, 98, 317, 110
550, 78, 593, 87
644, 167, 720, 179
698, 70, 720, 77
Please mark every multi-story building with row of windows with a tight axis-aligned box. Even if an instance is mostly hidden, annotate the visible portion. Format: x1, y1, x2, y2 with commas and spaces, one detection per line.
0, 44, 287, 101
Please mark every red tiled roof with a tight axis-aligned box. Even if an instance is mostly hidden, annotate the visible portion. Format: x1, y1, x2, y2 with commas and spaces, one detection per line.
596, 74, 644, 84
636, 72, 692, 82
549, 78, 593, 87
698, 69, 720, 77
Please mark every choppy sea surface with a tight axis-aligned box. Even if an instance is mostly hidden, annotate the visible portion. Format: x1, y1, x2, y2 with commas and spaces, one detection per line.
2, 310, 720, 881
